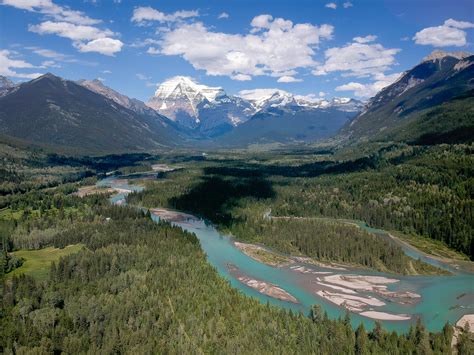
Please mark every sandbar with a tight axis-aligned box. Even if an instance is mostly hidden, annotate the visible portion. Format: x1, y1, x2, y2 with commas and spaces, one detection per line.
359, 311, 411, 321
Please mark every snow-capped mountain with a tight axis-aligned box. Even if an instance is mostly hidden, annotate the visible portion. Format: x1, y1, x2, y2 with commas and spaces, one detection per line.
238, 89, 363, 113
147, 76, 224, 127
0, 75, 17, 97
147, 76, 254, 134
146, 77, 364, 137
77, 79, 159, 117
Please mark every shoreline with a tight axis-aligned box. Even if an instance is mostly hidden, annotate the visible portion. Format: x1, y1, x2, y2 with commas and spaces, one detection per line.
234, 242, 293, 267
227, 264, 299, 304
451, 314, 474, 349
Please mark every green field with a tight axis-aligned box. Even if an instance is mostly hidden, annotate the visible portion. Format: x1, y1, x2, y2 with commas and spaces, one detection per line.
7, 244, 84, 281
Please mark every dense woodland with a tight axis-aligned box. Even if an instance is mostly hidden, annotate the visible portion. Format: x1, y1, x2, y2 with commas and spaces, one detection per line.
0, 189, 469, 354
129, 143, 474, 260
0, 142, 473, 353
230, 218, 444, 275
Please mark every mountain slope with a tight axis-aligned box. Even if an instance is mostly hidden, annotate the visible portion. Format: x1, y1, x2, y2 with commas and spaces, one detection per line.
77, 79, 161, 117
380, 92, 474, 145
343, 51, 474, 142
0, 74, 182, 153
215, 106, 359, 146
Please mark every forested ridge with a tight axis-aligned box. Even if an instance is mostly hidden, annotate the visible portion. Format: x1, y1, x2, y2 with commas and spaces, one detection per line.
129, 144, 473, 261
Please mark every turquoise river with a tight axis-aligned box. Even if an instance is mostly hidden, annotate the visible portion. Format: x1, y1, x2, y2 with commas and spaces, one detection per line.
98, 172, 474, 333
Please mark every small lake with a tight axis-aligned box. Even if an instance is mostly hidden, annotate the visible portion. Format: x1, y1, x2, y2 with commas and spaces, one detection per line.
98, 173, 474, 333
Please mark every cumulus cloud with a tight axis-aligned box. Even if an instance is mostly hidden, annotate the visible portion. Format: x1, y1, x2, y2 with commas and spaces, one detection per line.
1, 0, 100, 25
0, 49, 43, 78
218, 12, 229, 20
159, 15, 333, 80
75, 38, 123, 56
147, 47, 160, 55
4, 0, 123, 56
343, 2, 353, 8
237, 88, 287, 101
29, 21, 114, 41
313, 40, 400, 77
294, 93, 324, 103
28, 21, 123, 56
277, 75, 302, 83
231, 73, 252, 81
131, 6, 199, 24
336, 72, 402, 97
325, 3, 337, 9
353, 35, 377, 43
130, 38, 161, 48
413, 18, 474, 47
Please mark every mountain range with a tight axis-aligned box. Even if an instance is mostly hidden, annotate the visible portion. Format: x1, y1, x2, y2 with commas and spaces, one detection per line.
0, 74, 183, 153
147, 76, 362, 138
0, 50, 472, 153
344, 50, 474, 144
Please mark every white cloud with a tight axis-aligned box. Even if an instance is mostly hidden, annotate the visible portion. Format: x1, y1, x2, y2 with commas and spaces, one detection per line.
26, 46, 71, 61
231, 73, 252, 81
218, 12, 229, 20
319, 91, 326, 97
0, 49, 43, 78
28, 21, 123, 56
444, 18, 474, 29
277, 75, 302, 83
159, 15, 333, 80
325, 3, 337, 9
130, 38, 161, 48
295, 94, 317, 102
413, 18, 474, 47
41, 60, 60, 68
136, 73, 150, 80
29, 21, 114, 41
313, 41, 400, 77
147, 47, 160, 55
75, 38, 123, 56
353, 35, 377, 44
102, 70, 112, 74
1, 0, 100, 25
336, 72, 402, 98
131, 6, 198, 24
4, 1, 123, 56
343, 2, 353, 8
237, 88, 288, 101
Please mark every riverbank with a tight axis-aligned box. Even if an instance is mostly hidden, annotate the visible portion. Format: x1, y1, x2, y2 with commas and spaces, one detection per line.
234, 242, 293, 267
233, 240, 421, 321
389, 232, 474, 274
451, 314, 474, 350
227, 264, 299, 304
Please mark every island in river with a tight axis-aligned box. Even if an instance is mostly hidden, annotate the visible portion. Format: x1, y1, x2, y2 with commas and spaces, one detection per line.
99, 172, 474, 333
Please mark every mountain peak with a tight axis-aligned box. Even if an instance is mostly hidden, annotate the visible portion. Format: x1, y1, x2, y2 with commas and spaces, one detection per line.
422, 50, 472, 63
148, 76, 226, 127
0, 75, 15, 89
154, 76, 224, 102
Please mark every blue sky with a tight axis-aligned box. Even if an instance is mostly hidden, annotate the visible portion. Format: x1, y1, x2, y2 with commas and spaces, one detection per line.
1, 0, 473, 101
